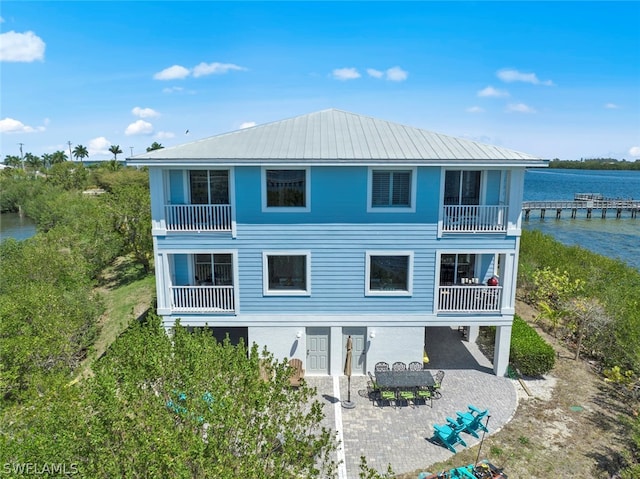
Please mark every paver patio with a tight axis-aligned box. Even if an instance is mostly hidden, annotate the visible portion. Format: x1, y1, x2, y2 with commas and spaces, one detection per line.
305, 327, 519, 478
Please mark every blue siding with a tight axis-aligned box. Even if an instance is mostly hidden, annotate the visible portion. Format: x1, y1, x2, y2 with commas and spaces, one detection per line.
173, 254, 189, 285
485, 170, 501, 205
169, 170, 185, 204
234, 166, 441, 224
156, 224, 516, 314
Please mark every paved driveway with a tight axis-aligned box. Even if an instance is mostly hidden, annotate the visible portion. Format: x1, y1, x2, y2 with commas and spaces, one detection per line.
305, 327, 519, 478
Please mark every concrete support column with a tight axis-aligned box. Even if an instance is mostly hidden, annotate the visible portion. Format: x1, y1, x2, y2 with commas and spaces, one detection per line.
493, 324, 512, 376
467, 325, 480, 343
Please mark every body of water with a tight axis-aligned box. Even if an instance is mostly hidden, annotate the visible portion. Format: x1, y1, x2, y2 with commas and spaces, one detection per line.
0, 212, 37, 243
523, 169, 640, 271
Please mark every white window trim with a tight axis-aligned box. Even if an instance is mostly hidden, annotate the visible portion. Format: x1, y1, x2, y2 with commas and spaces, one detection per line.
365, 251, 414, 297
261, 167, 311, 212
263, 251, 311, 296
367, 167, 417, 213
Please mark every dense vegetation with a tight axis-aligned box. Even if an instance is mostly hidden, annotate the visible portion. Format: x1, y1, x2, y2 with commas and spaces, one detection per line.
1, 158, 638, 476
509, 315, 556, 376
0, 159, 392, 477
549, 158, 640, 170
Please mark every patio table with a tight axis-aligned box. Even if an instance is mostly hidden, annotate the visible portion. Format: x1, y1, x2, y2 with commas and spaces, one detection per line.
375, 370, 435, 389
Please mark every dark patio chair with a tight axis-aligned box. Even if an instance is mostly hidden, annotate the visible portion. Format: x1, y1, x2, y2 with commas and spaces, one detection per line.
398, 386, 416, 407
416, 386, 433, 407
379, 387, 397, 408
367, 371, 380, 403
374, 361, 389, 372
432, 421, 467, 453
408, 361, 423, 371
392, 361, 407, 371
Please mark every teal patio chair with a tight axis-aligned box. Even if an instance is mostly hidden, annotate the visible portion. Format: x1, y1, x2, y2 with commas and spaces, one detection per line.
455, 404, 489, 438
433, 422, 467, 453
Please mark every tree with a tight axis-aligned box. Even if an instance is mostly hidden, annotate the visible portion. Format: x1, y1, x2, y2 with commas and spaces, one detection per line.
0, 315, 339, 478
23, 153, 42, 171
146, 141, 164, 152
72, 144, 89, 164
50, 150, 68, 164
3, 155, 22, 168
108, 144, 123, 160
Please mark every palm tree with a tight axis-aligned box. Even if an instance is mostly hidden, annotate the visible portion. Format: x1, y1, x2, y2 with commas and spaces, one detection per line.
146, 141, 164, 152
50, 150, 68, 164
72, 144, 89, 164
109, 144, 123, 160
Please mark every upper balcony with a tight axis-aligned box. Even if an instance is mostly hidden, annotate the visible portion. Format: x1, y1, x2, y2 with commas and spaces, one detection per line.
165, 204, 233, 233
442, 205, 508, 233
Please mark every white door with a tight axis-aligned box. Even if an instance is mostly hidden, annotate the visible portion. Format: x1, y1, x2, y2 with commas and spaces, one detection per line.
343, 327, 366, 375
306, 327, 330, 375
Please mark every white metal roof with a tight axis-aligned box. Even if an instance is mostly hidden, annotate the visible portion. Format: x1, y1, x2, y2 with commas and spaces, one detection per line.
129, 109, 546, 166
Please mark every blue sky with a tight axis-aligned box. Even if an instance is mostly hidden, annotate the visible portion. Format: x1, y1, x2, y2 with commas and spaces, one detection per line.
1, 1, 639, 161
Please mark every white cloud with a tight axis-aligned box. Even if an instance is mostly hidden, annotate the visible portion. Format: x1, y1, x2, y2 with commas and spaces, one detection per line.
366, 68, 384, 79
132, 107, 160, 118
154, 65, 190, 80
478, 86, 509, 98
0, 30, 45, 62
466, 106, 485, 113
506, 103, 536, 113
604, 103, 620, 109
385, 66, 408, 82
497, 68, 553, 86
88, 137, 112, 157
0, 117, 44, 133
331, 67, 361, 80
629, 146, 640, 158
155, 131, 175, 140
162, 86, 184, 94
192, 62, 247, 78
239, 121, 256, 129
125, 120, 154, 136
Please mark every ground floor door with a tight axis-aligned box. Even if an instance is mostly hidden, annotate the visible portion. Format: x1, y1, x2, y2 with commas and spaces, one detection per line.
306, 327, 330, 375
343, 327, 367, 375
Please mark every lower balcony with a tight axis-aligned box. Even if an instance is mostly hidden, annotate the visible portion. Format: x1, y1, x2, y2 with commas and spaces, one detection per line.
171, 285, 235, 313
437, 285, 502, 313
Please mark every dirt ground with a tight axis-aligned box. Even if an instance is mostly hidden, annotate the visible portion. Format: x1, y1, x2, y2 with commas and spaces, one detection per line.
397, 300, 639, 479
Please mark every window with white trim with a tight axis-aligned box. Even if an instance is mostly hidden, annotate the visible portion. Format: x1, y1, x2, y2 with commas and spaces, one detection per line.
365, 252, 413, 296
262, 168, 309, 211
368, 168, 416, 212
263, 252, 311, 295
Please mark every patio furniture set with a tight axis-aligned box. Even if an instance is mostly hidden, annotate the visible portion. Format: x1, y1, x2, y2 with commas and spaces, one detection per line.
432, 404, 489, 453
367, 361, 445, 407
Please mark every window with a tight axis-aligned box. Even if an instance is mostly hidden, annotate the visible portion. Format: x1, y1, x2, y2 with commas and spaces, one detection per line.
262, 168, 309, 211
368, 168, 416, 212
263, 252, 311, 295
444, 170, 481, 205
439, 253, 476, 285
365, 252, 413, 296
189, 170, 229, 204
194, 253, 233, 285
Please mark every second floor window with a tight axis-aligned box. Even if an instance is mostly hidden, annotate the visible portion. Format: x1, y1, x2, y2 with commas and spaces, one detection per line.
371, 170, 412, 207
263, 252, 311, 295
366, 251, 413, 296
265, 169, 307, 208
190, 170, 229, 204
444, 170, 481, 205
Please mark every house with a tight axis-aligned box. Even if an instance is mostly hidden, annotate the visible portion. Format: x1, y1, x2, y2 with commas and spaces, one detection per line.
128, 109, 548, 377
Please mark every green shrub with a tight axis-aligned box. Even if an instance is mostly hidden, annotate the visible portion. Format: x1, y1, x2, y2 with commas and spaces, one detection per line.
510, 315, 556, 376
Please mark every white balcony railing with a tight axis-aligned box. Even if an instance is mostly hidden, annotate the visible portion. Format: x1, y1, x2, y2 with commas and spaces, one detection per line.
442, 205, 508, 233
165, 205, 232, 232
437, 285, 502, 312
171, 286, 235, 313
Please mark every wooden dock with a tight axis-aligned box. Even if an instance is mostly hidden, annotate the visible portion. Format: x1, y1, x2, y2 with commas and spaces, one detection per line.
522, 193, 639, 220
